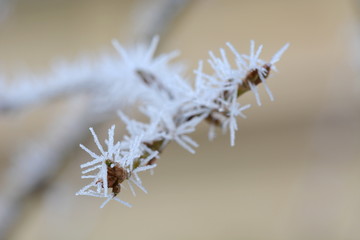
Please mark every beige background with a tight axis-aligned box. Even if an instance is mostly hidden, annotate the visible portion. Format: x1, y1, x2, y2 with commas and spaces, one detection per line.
0, 0, 360, 239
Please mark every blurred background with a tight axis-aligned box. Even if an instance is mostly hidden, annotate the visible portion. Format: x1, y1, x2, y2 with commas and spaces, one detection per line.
0, 0, 359, 239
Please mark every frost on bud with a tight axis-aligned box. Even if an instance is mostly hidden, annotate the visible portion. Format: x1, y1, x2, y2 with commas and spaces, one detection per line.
76, 126, 158, 208
99, 161, 130, 196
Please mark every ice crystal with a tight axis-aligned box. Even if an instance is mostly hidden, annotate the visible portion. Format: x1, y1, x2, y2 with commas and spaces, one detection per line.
77, 37, 288, 207
76, 125, 158, 208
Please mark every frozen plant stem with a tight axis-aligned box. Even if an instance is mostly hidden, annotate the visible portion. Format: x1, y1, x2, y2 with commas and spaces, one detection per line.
0, 2, 193, 238
77, 38, 289, 207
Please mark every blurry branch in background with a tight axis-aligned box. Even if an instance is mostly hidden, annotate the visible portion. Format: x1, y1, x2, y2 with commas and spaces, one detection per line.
0, 63, 98, 113
0, 97, 90, 238
0, 0, 192, 239
0, 0, 192, 114
131, 0, 191, 41
0, 0, 16, 23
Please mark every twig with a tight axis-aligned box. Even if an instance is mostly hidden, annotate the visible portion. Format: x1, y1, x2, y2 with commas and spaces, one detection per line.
0, 0, 193, 238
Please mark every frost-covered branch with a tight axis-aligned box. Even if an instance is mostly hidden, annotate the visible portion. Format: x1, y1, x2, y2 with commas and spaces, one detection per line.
77, 37, 289, 207
0, 55, 135, 113
0, 1, 193, 237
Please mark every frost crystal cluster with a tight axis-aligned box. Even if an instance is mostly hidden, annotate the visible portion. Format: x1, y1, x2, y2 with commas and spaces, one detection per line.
76, 36, 289, 208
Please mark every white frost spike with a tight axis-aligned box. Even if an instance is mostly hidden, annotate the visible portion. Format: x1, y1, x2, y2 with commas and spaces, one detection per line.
249, 82, 261, 106
81, 175, 97, 179
111, 39, 129, 63
174, 135, 197, 154
165, 115, 205, 154
249, 40, 255, 68
220, 48, 230, 71
100, 195, 132, 208
82, 165, 101, 174
100, 196, 113, 209
128, 181, 136, 196
101, 162, 108, 196
249, 41, 264, 69
271, 43, 290, 65
113, 197, 132, 208
226, 42, 247, 69
227, 100, 251, 146
142, 151, 158, 165
145, 35, 160, 61
79, 144, 100, 164
254, 44, 263, 64
208, 124, 216, 141
89, 127, 105, 156
194, 60, 204, 90
133, 164, 157, 173
258, 68, 274, 101
130, 178, 148, 193
105, 125, 116, 154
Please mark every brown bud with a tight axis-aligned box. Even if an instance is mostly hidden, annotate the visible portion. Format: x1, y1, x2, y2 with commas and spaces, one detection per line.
112, 184, 121, 195
238, 64, 271, 97
104, 162, 130, 195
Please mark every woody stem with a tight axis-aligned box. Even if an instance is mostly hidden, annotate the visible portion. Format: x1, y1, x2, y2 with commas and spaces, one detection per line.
131, 64, 271, 169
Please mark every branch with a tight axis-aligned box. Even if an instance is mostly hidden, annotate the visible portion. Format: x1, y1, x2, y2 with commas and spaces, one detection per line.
77, 40, 289, 207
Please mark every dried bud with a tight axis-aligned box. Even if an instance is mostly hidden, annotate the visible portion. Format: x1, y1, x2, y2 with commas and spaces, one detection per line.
106, 163, 130, 195
237, 64, 271, 97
